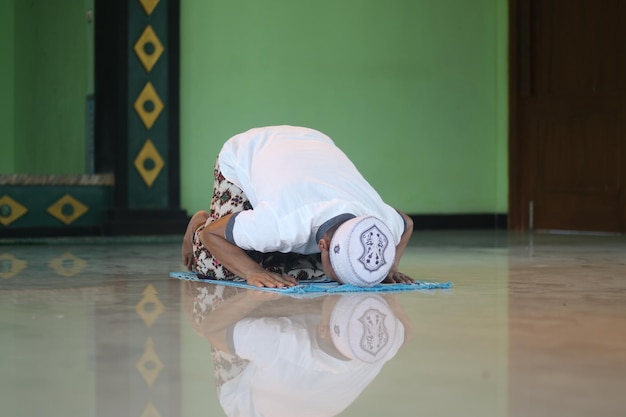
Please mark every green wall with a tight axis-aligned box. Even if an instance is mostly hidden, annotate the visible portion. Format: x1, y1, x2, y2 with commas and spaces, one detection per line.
180, 0, 508, 216
4, 0, 91, 175
0, 0, 15, 174
1, 0, 508, 215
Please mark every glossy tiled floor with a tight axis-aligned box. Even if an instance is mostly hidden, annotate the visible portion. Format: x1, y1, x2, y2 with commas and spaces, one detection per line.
1, 231, 625, 417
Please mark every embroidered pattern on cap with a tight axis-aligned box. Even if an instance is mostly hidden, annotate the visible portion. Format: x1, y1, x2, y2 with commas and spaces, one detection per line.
358, 226, 388, 272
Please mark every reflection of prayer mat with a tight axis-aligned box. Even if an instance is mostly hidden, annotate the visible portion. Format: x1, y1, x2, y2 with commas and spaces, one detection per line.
169, 272, 452, 296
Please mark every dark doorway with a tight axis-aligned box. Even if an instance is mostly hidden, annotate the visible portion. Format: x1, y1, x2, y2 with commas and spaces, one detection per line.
509, 0, 626, 233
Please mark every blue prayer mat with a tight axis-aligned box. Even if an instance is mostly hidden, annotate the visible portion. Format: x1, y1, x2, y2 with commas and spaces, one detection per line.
169, 271, 452, 296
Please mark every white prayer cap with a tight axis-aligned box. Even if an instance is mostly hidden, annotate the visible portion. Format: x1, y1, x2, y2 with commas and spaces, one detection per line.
329, 216, 396, 287
329, 294, 404, 363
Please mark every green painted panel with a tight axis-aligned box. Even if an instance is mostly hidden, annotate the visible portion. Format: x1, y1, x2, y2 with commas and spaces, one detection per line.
128, 0, 170, 209
0, 186, 113, 229
180, 0, 508, 215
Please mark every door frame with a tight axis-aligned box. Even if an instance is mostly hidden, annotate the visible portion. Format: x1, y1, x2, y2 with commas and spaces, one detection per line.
508, 0, 528, 231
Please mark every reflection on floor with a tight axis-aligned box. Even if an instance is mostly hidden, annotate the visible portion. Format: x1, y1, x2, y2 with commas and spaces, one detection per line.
0, 231, 624, 417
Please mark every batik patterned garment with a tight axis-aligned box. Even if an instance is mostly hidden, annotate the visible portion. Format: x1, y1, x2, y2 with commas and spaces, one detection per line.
192, 159, 325, 281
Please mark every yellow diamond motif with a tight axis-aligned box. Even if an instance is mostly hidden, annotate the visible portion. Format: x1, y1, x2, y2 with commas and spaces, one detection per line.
46, 194, 89, 225
134, 139, 165, 188
139, 0, 160, 15
135, 284, 164, 327
134, 25, 164, 72
0, 254, 28, 279
48, 252, 87, 277
136, 338, 164, 386
0, 195, 28, 226
140, 403, 162, 417
134, 82, 164, 130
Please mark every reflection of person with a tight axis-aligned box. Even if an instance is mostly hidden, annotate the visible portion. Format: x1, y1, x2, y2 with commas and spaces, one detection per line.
183, 280, 412, 417
181, 125, 414, 288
